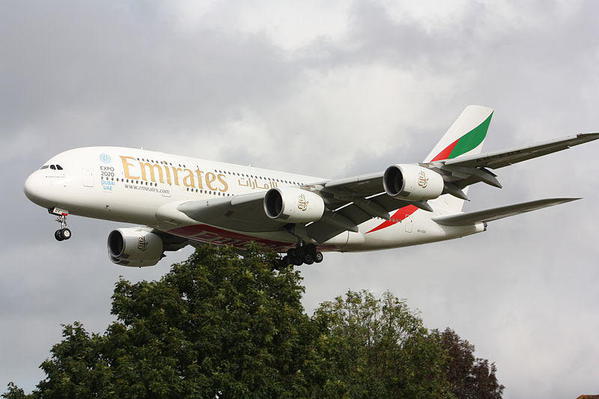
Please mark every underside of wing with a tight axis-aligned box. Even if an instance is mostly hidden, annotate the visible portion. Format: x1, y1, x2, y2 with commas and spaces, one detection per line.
433, 198, 579, 226
306, 193, 412, 243
176, 192, 283, 232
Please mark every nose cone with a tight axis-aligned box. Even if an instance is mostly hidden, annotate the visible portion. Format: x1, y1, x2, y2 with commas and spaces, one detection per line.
24, 172, 51, 207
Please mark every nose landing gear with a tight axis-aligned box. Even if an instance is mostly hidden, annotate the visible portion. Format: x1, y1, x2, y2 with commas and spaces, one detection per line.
49, 208, 71, 241
282, 244, 324, 266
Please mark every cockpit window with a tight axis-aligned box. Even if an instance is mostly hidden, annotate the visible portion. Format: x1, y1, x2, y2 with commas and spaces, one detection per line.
56, 165, 63, 170
50, 165, 56, 170
40, 165, 49, 169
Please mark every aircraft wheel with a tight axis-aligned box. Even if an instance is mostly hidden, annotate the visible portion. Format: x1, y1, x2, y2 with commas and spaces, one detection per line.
61, 228, 72, 240
54, 230, 64, 241
282, 255, 290, 265
287, 248, 298, 258
314, 252, 324, 263
304, 253, 314, 265
292, 256, 303, 266
304, 244, 317, 255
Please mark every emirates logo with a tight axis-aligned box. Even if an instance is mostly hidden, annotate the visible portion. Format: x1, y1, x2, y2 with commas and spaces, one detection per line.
297, 194, 309, 211
137, 236, 147, 251
418, 170, 429, 188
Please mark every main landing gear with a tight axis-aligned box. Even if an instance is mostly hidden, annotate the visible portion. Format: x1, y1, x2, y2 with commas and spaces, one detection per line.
50, 208, 71, 241
282, 244, 324, 266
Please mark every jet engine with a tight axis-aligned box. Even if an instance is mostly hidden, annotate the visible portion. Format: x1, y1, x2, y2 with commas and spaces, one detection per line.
383, 164, 444, 201
264, 187, 325, 223
107, 228, 164, 267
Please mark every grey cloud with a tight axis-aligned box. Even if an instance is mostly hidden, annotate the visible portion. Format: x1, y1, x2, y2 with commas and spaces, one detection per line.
1, 0, 299, 162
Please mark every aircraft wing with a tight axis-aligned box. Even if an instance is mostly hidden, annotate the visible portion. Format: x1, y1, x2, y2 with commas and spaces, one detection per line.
176, 191, 284, 232
317, 133, 599, 203
437, 133, 599, 170
172, 187, 412, 242
305, 193, 412, 243
421, 132, 599, 191
433, 197, 579, 226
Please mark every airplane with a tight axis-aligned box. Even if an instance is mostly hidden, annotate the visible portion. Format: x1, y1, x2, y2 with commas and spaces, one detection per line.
24, 105, 599, 267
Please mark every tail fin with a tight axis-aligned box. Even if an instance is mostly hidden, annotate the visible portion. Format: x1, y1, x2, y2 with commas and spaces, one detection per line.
426, 105, 494, 213
424, 105, 494, 163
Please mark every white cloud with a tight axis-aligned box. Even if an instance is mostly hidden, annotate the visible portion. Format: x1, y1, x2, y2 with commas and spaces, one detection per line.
166, 0, 352, 51
379, 0, 471, 31
182, 63, 460, 176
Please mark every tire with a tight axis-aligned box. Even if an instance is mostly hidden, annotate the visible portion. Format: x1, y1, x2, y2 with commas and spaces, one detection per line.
314, 252, 324, 263
304, 254, 314, 265
282, 255, 290, 265
61, 228, 72, 240
305, 244, 317, 256
54, 230, 64, 241
292, 256, 303, 266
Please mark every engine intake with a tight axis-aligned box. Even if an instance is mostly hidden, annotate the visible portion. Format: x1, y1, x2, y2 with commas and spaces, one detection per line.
264, 187, 325, 223
107, 228, 164, 267
383, 164, 444, 201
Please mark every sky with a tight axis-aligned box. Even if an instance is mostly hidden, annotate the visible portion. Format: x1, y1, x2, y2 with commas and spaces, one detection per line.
1, 0, 599, 397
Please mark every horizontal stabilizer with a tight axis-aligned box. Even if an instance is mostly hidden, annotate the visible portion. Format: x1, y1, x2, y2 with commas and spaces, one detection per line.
433, 198, 580, 226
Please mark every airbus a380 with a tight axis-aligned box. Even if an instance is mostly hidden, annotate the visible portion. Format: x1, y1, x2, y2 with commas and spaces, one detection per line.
24, 106, 599, 267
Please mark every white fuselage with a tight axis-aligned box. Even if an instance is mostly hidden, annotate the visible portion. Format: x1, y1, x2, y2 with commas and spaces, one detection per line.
24, 147, 483, 253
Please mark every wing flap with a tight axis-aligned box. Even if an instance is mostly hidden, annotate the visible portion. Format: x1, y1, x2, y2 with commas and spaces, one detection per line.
306, 195, 411, 243
433, 198, 579, 226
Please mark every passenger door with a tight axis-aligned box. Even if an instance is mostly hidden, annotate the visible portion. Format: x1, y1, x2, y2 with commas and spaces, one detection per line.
82, 168, 94, 187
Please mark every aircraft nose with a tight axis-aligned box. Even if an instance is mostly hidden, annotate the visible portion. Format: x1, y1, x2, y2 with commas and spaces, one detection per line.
24, 171, 48, 206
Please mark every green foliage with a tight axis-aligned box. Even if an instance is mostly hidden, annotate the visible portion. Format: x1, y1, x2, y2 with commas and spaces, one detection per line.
3, 245, 503, 399
434, 328, 504, 399
309, 291, 453, 399
1, 383, 27, 399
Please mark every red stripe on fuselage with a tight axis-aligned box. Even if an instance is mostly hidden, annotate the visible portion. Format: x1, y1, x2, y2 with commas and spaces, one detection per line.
168, 224, 338, 252
366, 205, 418, 234
169, 224, 293, 250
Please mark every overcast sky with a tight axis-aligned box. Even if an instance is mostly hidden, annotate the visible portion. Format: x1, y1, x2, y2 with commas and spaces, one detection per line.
2, 1, 599, 397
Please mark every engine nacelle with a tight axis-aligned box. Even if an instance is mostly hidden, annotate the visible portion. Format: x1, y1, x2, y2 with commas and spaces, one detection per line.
107, 228, 164, 267
383, 164, 444, 201
264, 187, 325, 223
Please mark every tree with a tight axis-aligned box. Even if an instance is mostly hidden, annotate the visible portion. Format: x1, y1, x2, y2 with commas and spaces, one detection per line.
1, 383, 27, 399
8, 245, 318, 399
3, 245, 504, 399
435, 328, 504, 399
308, 290, 453, 398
